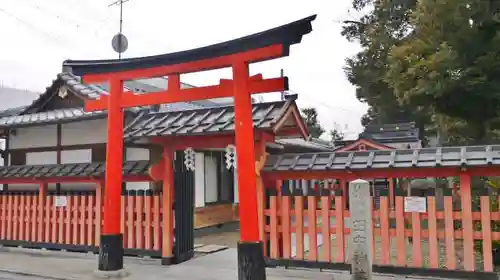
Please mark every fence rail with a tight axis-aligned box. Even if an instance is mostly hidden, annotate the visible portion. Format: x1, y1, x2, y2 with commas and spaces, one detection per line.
264, 187, 499, 273
0, 190, 166, 257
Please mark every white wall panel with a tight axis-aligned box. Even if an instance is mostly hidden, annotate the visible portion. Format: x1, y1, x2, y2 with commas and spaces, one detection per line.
61, 149, 92, 164
126, 148, 150, 161
125, 182, 150, 190
195, 153, 205, 208
10, 125, 57, 149
26, 151, 57, 165
204, 155, 218, 203
61, 119, 107, 145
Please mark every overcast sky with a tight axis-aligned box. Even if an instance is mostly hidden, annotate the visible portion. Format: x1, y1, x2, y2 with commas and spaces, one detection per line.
0, 0, 368, 140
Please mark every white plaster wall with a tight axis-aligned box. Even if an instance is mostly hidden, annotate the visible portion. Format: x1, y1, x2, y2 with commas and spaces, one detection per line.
61, 149, 92, 164
204, 155, 218, 203
61, 119, 107, 146
125, 148, 150, 190
61, 149, 93, 190
125, 148, 149, 161
9, 125, 57, 149
26, 151, 57, 165
194, 153, 205, 208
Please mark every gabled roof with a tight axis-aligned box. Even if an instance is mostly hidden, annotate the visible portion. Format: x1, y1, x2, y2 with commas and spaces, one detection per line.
124, 99, 308, 139
0, 72, 220, 128
334, 138, 394, 152
360, 122, 420, 144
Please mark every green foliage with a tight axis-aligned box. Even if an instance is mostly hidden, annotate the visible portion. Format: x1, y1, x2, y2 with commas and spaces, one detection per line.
342, 0, 432, 132
384, 0, 500, 144
330, 128, 344, 143
343, 0, 500, 145
301, 107, 325, 138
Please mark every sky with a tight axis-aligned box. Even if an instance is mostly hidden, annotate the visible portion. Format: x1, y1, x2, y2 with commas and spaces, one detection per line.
0, 0, 368, 140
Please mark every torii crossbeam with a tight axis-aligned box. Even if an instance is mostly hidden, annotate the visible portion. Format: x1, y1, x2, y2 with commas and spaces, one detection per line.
63, 15, 315, 279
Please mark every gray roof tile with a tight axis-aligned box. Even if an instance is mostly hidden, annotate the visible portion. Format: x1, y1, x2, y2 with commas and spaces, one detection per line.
0, 161, 151, 179
0, 108, 108, 128
124, 100, 292, 139
264, 145, 500, 171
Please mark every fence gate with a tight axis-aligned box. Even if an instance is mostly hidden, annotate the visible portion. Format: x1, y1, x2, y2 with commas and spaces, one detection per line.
173, 151, 195, 263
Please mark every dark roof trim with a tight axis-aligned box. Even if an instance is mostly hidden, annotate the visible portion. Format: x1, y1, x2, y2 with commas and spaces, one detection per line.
0, 161, 151, 181
264, 145, 500, 172
63, 15, 316, 75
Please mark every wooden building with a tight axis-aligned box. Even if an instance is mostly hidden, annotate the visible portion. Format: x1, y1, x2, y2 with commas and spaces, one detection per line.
0, 72, 310, 229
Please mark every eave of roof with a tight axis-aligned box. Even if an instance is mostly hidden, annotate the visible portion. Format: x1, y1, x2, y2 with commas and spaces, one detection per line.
62, 15, 316, 75
0, 107, 124, 129
264, 145, 500, 172
0, 161, 151, 183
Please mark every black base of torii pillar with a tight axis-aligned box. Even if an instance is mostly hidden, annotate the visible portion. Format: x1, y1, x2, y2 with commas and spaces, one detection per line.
237, 241, 267, 280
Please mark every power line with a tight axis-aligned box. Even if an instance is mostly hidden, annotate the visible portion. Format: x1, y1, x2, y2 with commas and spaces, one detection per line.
0, 6, 68, 46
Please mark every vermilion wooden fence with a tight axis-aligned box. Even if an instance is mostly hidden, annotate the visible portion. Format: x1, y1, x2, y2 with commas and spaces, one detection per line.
0, 190, 165, 257
264, 185, 500, 274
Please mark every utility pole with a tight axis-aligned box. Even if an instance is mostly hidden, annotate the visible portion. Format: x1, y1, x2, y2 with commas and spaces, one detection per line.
109, 0, 130, 59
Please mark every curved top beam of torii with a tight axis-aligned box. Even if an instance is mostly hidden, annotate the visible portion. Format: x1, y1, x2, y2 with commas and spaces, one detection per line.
62, 15, 316, 78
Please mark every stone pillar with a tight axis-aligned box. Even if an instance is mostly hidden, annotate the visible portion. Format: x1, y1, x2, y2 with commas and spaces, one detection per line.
349, 179, 373, 280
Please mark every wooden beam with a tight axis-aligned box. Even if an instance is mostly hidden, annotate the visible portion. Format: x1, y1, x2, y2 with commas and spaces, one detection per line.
84, 77, 287, 112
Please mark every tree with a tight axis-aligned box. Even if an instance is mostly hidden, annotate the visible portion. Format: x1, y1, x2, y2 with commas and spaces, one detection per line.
384, 0, 500, 144
330, 128, 345, 143
342, 0, 432, 130
301, 107, 325, 138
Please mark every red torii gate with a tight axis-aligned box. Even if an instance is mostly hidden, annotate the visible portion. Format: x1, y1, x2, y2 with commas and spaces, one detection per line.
63, 15, 315, 279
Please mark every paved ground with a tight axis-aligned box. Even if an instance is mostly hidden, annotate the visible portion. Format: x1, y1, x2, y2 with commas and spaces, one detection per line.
0, 246, 474, 280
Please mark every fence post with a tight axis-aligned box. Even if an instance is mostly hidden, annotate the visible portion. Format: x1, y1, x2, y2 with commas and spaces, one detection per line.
349, 179, 373, 280
37, 183, 47, 243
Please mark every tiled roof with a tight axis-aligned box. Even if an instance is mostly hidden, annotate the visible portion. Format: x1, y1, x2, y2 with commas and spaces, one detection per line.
0, 72, 218, 128
361, 122, 420, 143
264, 145, 500, 172
58, 72, 108, 100
124, 100, 293, 139
0, 108, 107, 128
0, 161, 151, 179
0, 106, 28, 118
